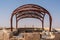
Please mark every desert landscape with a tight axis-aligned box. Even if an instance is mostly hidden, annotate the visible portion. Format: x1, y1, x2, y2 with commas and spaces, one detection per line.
0, 0, 60, 40
0, 28, 60, 40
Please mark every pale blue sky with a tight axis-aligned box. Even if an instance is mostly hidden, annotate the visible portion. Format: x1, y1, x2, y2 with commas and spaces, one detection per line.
0, 0, 60, 28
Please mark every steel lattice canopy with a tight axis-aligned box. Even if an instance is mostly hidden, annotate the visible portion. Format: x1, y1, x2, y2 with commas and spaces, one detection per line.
10, 4, 52, 32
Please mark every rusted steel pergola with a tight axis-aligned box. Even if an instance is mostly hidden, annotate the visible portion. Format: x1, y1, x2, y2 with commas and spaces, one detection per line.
10, 4, 52, 32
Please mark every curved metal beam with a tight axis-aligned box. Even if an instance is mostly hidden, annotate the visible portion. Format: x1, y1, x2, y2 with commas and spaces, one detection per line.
17, 13, 43, 19
10, 4, 52, 32
17, 14, 43, 21
13, 4, 47, 14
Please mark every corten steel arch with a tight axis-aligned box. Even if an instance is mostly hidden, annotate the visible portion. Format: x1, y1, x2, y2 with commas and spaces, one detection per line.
10, 4, 52, 32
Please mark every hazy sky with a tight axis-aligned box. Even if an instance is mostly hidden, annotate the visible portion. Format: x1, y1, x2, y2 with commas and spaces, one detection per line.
0, 0, 60, 28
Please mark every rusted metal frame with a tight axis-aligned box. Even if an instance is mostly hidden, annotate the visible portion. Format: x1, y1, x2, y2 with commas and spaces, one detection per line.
17, 6, 43, 12
41, 8, 52, 32
16, 13, 44, 21
41, 13, 45, 31
16, 13, 43, 29
17, 16, 42, 21
17, 17, 43, 29
49, 16, 52, 32
17, 4, 42, 9
16, 10, 44, 18
11, 13, 14, 31
13, 8, 45, 15
11, 16, 13, 31
11, 4, 52, 32
16, 10, 44, 17
14, 11, 45, 30
17, 14, 41, 18
13, 10, 44, 30
17, 14, 43, 22
17, 13, 43, 19
45, 11, 52, 32
48, 13, 52, 32
14, 4, 46, 13
13, 4, 41, 12
16, 14, 18, 29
